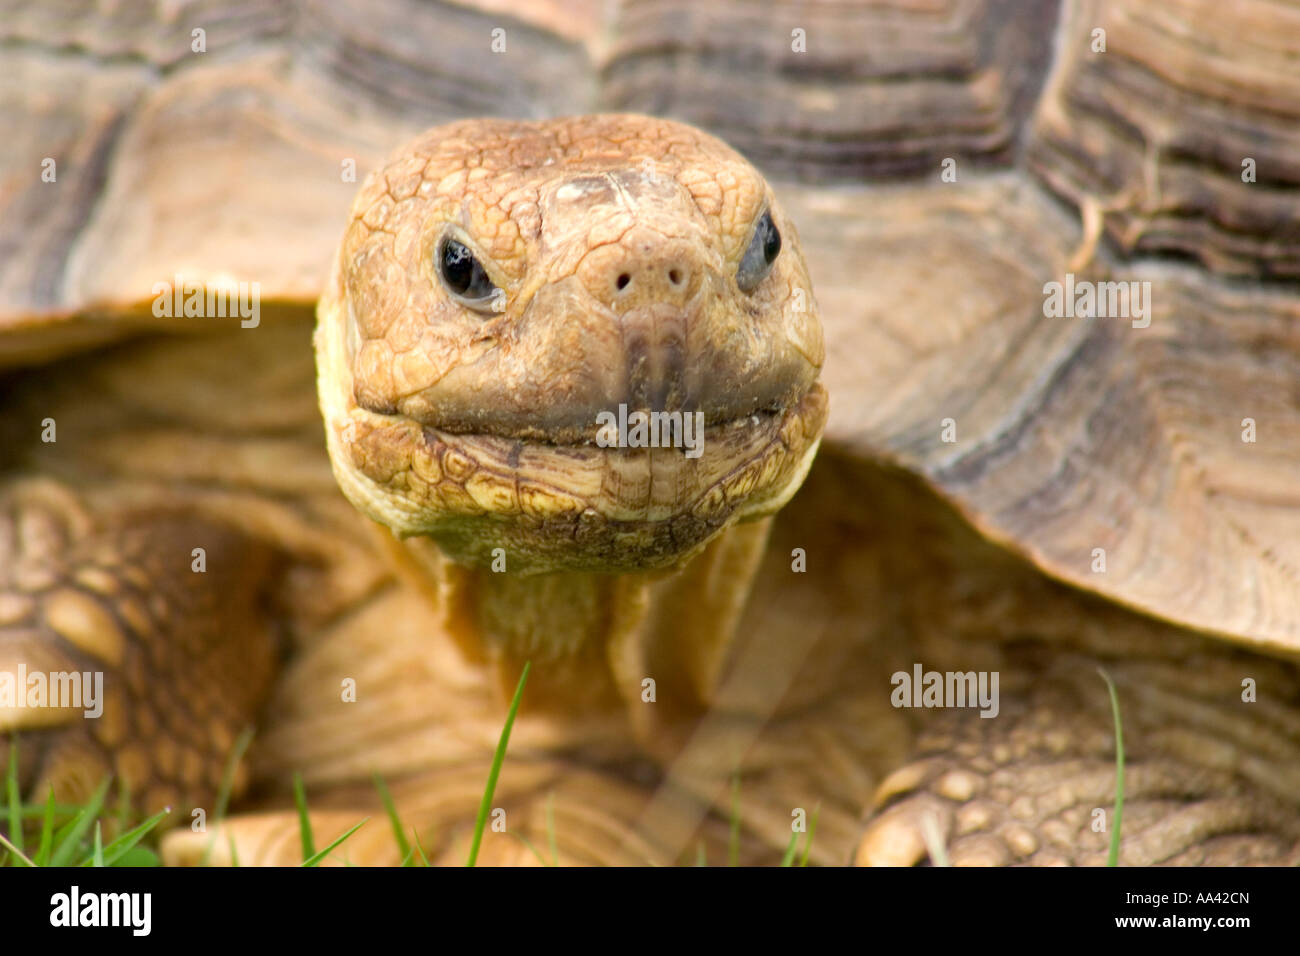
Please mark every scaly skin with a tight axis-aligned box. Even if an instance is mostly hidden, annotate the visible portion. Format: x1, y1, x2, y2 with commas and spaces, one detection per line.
314, 114, 827, 713
316, 114, 825, 570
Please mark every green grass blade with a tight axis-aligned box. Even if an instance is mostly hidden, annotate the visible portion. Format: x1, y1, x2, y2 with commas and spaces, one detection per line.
91, 821, 104, 867
114, 777, 132, 835
301, 818, 368, 867
48, 777, 111, 867
19, 801, 103, 819
695, 841, 706, 867
228, 833, 240, 868
506, 830, 550, 866
91, 807, 170, 867
111, 846, 159, 867
779, 828, 800, 867
799, 804, 820, 867
5, 737, 22, 856
466, 661, 530, 867
292, 771, 315, 863
411, 829, 430, 867
545, 791, 559, 867
373, 773, 413, 866
1098, 668, 1125, 867
35, 786, 57, 866
215, 728, 253, 822
199, 726, 253, 867
0, 829, 35, 867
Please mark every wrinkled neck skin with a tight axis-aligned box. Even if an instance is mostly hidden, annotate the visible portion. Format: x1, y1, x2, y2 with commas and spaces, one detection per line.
379, 517, 774, 736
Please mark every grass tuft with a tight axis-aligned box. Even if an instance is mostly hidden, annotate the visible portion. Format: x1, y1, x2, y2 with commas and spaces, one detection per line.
0, 740, 169, 868
48, 778, 111, 867
2, 657, 839, 869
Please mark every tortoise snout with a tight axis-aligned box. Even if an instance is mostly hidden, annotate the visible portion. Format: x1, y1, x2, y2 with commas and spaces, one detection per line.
579, 226, 705, 311
609, 258, 692, 302
574, 226, 712, 411
619, 303, 689, 412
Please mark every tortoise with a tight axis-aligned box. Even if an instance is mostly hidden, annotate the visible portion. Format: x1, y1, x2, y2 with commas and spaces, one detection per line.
1, 0, 1299, 867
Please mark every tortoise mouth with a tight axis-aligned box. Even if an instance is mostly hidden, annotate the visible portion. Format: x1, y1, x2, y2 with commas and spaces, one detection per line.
334, 382, 827, 573
365, 302, 821, 448
418, 393, 796, 451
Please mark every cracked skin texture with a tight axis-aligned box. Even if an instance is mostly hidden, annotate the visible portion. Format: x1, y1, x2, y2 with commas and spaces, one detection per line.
315, 114, 826, 574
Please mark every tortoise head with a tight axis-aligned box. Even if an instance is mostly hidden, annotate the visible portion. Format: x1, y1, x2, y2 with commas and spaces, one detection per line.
315, 114, 826, 574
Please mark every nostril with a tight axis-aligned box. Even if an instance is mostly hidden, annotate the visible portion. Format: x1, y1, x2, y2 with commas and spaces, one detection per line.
616, 273, 631, 291
668, 268, 683, 286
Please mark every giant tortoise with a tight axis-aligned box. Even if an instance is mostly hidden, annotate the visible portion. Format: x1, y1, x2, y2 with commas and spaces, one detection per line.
1, 0, 1299, 867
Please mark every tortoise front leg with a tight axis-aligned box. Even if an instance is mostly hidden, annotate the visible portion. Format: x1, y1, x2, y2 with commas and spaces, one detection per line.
854, 643, 1300, 866
0, 479, 282, 824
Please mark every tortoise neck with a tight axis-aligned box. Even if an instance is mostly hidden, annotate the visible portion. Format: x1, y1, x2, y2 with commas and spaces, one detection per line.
382, 519, 774, 721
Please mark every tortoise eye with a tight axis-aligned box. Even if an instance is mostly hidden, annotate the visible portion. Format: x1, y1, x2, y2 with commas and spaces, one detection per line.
736, 209, 781, 293
437, 235, 501, 312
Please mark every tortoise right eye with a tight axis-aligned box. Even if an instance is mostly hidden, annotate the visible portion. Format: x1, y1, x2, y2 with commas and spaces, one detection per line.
437, 236, 501, 312
736, 209, 781, 293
